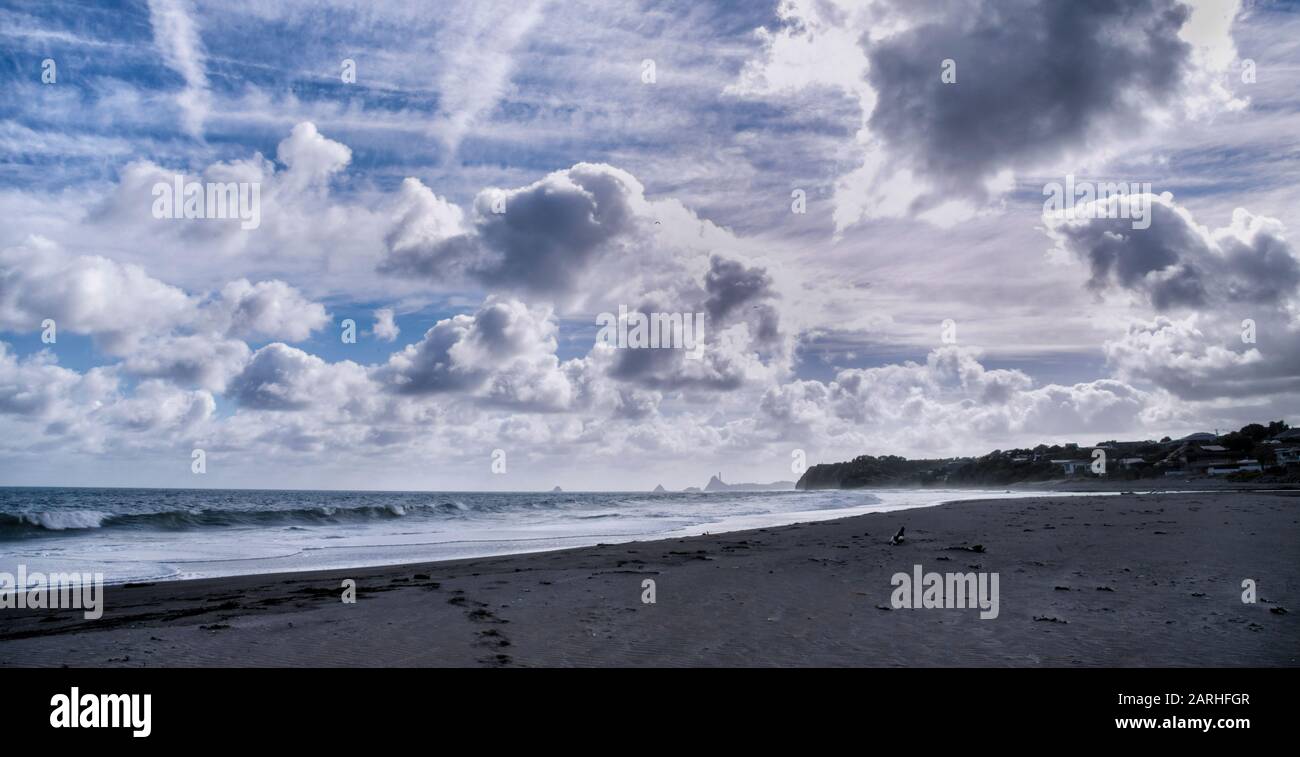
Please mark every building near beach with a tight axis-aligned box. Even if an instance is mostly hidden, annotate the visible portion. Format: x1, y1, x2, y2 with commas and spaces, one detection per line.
1051, 459, 1093, 476
1207, 459, 1262, 476
1159, 443, 1235, 476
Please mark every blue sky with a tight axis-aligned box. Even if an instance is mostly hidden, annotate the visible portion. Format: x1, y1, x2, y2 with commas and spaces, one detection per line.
0, 0, 1298, 490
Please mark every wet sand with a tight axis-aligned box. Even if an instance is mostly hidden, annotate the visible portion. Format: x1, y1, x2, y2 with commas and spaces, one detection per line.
1, 491, 1296, 667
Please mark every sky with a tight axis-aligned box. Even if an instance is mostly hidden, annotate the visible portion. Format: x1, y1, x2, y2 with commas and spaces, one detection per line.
0, 0, 1297, 491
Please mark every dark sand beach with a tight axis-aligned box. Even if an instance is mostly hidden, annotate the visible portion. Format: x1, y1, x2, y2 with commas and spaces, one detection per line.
2, 491, 1297, 667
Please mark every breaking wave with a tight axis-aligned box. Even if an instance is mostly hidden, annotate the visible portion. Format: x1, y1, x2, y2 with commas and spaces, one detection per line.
0, 501, 479, 539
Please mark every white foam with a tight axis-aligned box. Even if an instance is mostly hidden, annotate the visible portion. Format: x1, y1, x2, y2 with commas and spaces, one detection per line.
22, 510, 109, 530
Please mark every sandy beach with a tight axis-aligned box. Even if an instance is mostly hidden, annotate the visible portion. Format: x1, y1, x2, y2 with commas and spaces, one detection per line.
1, 490, 1296, 667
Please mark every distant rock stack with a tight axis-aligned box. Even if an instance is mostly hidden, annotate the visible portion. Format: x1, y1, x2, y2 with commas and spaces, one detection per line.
551, 486, 563, 493
652, 484, 667, 493
702, 473, 795, 492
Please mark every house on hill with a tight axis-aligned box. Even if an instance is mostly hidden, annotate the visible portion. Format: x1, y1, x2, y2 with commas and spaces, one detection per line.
1160, 443, 1235, 476
1272, 428, 1300, 443
1050, 459, 1093, 476
1261, 428, 1299, 466
1276, 447, 1300, 465
1208, 459, 1263, 476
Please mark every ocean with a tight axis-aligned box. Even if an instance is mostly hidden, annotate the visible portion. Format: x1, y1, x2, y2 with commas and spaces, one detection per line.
0, 486, 1068, 584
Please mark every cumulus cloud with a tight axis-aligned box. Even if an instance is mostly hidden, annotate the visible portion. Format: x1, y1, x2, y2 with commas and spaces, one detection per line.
121, 334, 251, 393
0, 236, 194, 355
0, 344, 114, 422
381, 163, 645, 301
377, 162, 788, 312
760, 346, 1159, 456
228, 343, 372, 412
0, 236, 330, 395
205, 278, 331, 342
1047, 196, 1300, 399
377, 297, 575, 410
274, 122, 353, 195
383, 178, 466, 268
372, 308, 400, 342
0, 343, 212, 455
0, 239, 329, 345
99, 379, 214, 433
81, 123, 390, 299
1100, 314, 1291, 399
379, 312, 482, 394
1047, 195, 1300, 311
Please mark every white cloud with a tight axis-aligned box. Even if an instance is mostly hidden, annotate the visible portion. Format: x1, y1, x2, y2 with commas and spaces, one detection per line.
0, 343, 213, 456
378, 297, 576, 411
275, 122, 353, 194
726, 0, 877, 106
228, 342, 372, 412
146, 0, 211, 138
372, 308, 400, 342
207, 278, 331, 342
121, 334, 251, 393
0, 236, 195, 356
759, 346, 1160, 458
428, 0, 545, 154
99, 379, 214, 433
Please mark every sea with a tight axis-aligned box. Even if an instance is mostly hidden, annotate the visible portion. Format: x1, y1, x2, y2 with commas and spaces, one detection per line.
0, 486, 1080, 584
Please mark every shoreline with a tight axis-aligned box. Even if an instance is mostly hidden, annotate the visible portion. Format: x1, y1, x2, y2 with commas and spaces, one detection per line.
4, 478, 1291, 494
7, 484, 1291, 589
0, 487, 1124, 586
1, 490, 1296, 667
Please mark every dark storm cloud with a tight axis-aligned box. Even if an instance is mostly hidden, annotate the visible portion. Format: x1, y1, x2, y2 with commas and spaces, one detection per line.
602, 294, 745, 391
704, 255, 781, 343
866, 0, 1193, 193
608, 343, 746, 392
705, 255, 770, 320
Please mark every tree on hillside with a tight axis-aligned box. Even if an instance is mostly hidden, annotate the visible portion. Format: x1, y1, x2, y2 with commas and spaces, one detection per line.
1239, 423, 1270, 442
